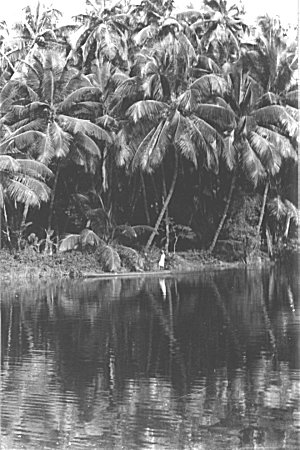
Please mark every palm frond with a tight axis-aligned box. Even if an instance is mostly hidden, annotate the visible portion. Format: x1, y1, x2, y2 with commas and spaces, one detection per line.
267, 196, 287, 221
0, 155, 20, 173
285, 88, 298, 108
8, 118, 31, 133
59, 233, 81, 251
285, 105, 299, 123
1, 119, 45, 142
133, 24, 157, 46
50, 121, 73, 159
17, 159, 53, 180
252, 105, 298, 140
248, 130, 281, 176
172, 114, 198, 167
143, 73, 168, 101
62, 73, 93, 97
97, 244, 121, 272
190, 74, 229, 100
36, 123, 55, 164
0, 130, 45, 152
6, 179, 40, 206
284, 199, 299, 223
115, 129, 135, 167
57, 115, 112, 144
126, 100, 166, 123
112, 76, 143, 100
96, 115, 118, 130
221, 132, 237, 170
177, 31, 197, 64
195, 55, 221, 75
191, 114, 224, 151
177, 89, 200, 113
75, 132, 101, 158
196, 104, 236, 132
59, 229, 103, 252
132, 120, 169, 172
80, 228, 102, 247
240, 138, 266, 186
58, 87, 102, 112
255, 126, 297, 160
14, 174, 51, 202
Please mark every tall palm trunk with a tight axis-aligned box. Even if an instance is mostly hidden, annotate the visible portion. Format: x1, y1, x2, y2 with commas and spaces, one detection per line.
257, 181, 269, 234
161, 163, 170, 252
47, 164, 60, 232
284, 215, 291, 238
146, 152, 178, 251
2, 203, 12, 249
0, 206, 2, 250
140, 171, 150, 225
208, 173, 236, 253
18, 202, 29, 250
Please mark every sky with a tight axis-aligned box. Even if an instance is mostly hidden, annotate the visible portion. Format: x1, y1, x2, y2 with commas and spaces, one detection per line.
0, 0, 299, 26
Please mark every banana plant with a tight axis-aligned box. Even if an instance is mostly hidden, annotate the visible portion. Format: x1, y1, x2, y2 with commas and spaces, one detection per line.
58, 193, 156, 272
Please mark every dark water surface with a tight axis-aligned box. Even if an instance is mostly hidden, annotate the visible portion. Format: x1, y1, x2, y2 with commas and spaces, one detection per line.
1, 263, 299, 449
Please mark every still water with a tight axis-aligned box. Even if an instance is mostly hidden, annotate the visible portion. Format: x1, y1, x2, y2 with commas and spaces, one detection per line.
1, 263, 299, 449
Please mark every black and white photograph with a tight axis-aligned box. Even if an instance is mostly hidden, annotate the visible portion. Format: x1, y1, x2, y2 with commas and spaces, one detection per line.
0, 0, 299, 448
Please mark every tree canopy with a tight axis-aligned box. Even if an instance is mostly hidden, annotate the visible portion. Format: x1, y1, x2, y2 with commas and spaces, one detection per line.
0, 0, 298, 257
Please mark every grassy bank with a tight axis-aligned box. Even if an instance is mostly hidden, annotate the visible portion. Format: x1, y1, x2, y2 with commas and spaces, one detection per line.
0, 246, 273, 282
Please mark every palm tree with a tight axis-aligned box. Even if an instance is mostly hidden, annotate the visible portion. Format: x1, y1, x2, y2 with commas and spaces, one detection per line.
208, 60, 298, 252
241, 16, 298, 234
188, 0, 248, 65
0, 49, 112, 231
67, 1, 130, 72
123, 70, 235, 250
1, 2, 65, 76
0, 155, 52, 248
267, 196, 299, 242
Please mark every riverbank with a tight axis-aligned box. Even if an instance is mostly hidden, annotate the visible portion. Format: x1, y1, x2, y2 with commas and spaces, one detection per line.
0, 246, 273, 282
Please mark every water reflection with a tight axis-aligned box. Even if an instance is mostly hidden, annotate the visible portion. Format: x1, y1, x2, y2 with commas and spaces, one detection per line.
1, 264, 299, 449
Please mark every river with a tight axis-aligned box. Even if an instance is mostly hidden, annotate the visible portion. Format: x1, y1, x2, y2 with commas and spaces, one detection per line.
1, 262, 299, 449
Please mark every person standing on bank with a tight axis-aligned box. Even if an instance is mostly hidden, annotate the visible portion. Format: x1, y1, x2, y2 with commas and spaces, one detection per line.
158, 249, 165, 270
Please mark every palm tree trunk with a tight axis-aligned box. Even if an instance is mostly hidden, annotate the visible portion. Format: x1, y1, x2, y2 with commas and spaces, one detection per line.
208, 173, 236, 253
266, 226, 273, 257
3, 203, 12, 249
18, 202, 29, 250
47, 164, 60, 232
161, 164, 170, 252
145, 152, 178, 251
0, 206, 2, 250
140, 172, 150, 225
284, 215, 291, 238
151, 174, 160, 215
257, 181, 269, 235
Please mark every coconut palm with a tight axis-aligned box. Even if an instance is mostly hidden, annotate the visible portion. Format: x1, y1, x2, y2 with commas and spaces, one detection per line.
0, 49, 112, 231
241, 17, 298, 234
122, 69, 235, 250
0, 154, 52, 248
67, 1, 130, 72
1, 2, 65, 76
187, 0, 248, 65
208, 59, 298, 252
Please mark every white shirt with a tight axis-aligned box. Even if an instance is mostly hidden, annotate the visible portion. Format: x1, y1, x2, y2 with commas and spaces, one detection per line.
159, 252, 165, 268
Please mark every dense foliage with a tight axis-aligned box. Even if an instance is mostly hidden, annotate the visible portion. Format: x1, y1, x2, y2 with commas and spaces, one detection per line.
0, 0, 298, 265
